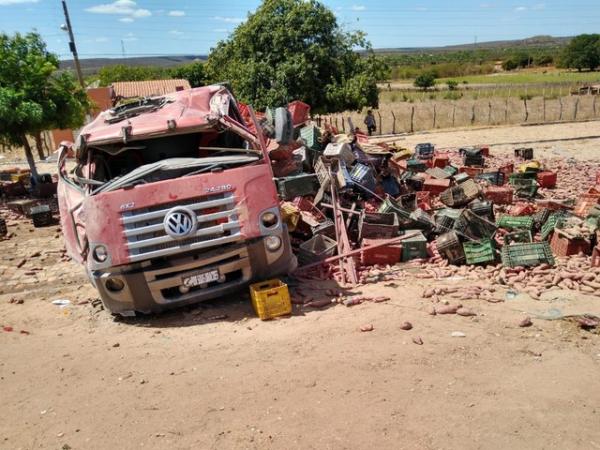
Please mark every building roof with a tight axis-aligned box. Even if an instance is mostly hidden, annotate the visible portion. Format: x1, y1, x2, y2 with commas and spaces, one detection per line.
111, 79, 192, 99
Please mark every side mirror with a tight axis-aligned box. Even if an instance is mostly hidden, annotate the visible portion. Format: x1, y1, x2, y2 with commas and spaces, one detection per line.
274, 107, 293, 145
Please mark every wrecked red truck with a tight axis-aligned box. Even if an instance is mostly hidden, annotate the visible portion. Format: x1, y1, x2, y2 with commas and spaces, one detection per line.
57, 85, 296, 316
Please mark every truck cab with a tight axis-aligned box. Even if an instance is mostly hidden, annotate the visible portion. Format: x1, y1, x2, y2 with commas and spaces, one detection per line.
57, 85, 296, 316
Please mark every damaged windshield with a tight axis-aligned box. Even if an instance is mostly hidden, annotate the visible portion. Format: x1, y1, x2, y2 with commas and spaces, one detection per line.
79, 128, 261, 194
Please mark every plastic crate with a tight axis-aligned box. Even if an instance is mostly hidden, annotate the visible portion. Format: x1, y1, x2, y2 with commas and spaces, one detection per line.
378, 196, 413, 227
288, 100, 310, 125
426, 167, 452, 180
409, 208, 436, 233
504, 230, 533, 246
277, 174, 320, 200
298, 234, 337, 265
416, 191, 432, 211
511, 178, 538, 199
350, 164, 376, 192
437, 231, 465, 265
0, 217, 6, 237
360, 238, 402, 266
435, 208, 461, 234
509, 172, 537, 183
423, 178, 451, 195
359, 211, 399, 240
463, 154, 485, 167
476, 171, 505, 186
540, 212, 567, 241
250, 279, 292, 320
415, 143, 435, 159
468, 199, 495, 222
514, 147, 534, 160
300, 124, 322, 152
1, 181, 27, 197
432, 155, 449, 169
454, 209, 497, 241
31, 205, 53, 228
440, 179, 480, 207
496, 215, 535, 231
574, 194, 600, 218
536, 171, 557, 188
484, 186, 513, 205
533, 208, 551, 230
400, 230, 428, 261
550, 231, 591, 257
443, 165, 459, 177
280, 202, 301, 232
501, 242, 555, 268
406, 159, 427, 173
463, 239, 496, 265
459, 166, 485, 177
323, 142, 355, 166
311, 219, 336, 239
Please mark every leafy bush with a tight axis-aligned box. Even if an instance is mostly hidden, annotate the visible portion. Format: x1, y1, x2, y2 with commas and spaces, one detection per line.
447, 80, 459, 91
414, 72, 436, 90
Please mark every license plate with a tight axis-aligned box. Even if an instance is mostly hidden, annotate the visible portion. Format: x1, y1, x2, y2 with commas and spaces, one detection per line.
182, 269, 220, 288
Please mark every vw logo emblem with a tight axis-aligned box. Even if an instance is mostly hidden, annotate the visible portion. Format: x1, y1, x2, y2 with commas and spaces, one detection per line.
163, 207, 197, 239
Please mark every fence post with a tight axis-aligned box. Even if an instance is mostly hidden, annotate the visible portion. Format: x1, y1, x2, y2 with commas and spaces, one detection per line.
334, 116, 339, 131
488, 101, 492, 124
558, 97, 563, 121
543, 97, 546, 122
432, 104, 437, 129
340, 115, 346, 133
573, 97, 579, 120
471, 103, 476, 125
347, 117, 355, 133
391, 111, 396, 135
376, 111, 382, 135
452, 103, 456, 127
594, 96, 597, 117
523, 98, 528, 122
505, 98, 509, 123
410, 106, 415, 133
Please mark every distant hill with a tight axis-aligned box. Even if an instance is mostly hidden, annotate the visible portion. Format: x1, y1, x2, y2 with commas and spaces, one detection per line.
60, 35, 572, 76
59, 55, 207, 76
374, 35, 572, 55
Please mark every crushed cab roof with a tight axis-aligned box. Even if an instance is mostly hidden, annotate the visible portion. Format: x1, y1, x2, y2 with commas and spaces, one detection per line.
81, 85, 241, 145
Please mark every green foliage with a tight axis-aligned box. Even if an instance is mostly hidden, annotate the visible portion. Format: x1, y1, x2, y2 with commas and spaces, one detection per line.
169, 61, 207, 88
98, 64, 168, 86
205, 0, 380, 113
0, 32, 89, 176
414, 72, 436, 90
443, 91, 463, 100
561, 34, 600, 71
447, 80, 459, 91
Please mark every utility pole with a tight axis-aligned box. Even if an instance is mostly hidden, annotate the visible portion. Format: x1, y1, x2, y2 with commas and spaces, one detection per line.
121, 39, 126, 58
61, 0, 85, 89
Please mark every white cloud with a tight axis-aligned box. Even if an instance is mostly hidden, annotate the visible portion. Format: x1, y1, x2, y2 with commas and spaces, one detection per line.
168, 10, 185, 17
213, 16, 244, 23
514, 6, 527, 11
122, 32, 138, 42
119, 17, 134, 22
0, 0, 38, 4
86, 0, 151, 20
169, 30, 184, 36
351, 5, 366, 11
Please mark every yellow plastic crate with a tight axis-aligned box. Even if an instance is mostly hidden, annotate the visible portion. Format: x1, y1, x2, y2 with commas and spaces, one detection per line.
250, 279, 292, 320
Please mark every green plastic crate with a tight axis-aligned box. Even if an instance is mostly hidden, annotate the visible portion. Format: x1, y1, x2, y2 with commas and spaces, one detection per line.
511, 178, 538, 198
501, 242, 555, 268
406, 159, 427, 173
400, 230, 428, 261
378, 196, 413, 227
443, 165, 459, 176
504, 230, 533, 245
463, 239, 496, 265
540, 212, 568, 240
300, 125, 322, 152
496, 215, 535, 231
509, 172, 537, 183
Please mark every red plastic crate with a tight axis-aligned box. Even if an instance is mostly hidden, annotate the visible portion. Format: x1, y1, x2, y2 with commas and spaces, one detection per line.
389, 158, 407, 177
432, 155, 449, 169
416, 191, 432, 211
360, 238, 402, 266
536, 171, 557, 188
510, 202, 536, 216
422, 178, 451, 195
288, 101, 311, 126
459, 166, 485, 178
550, 231, 592, 256
498, 163, 514, 179
573, 194, 600, 217
484, 186, 514, 205
479, 146, 490, 157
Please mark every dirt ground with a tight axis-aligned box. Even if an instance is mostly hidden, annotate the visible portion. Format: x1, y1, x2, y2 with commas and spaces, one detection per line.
2, 121, 600, 450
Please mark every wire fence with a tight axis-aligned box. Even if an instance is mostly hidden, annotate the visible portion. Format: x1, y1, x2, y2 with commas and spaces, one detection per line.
316, 93, 600, 135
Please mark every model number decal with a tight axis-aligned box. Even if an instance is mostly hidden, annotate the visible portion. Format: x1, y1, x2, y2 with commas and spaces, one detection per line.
119, 202, 135, 210
206, 184, 233, 193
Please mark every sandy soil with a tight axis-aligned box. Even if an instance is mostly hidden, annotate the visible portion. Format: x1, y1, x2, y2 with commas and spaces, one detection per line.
1, 121, 600, 450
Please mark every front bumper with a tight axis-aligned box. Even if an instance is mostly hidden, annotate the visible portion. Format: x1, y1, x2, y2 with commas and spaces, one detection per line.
91, 231, 296, 316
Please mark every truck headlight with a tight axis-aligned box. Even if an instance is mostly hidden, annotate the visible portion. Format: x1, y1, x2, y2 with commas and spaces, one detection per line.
92, 245, 109, 263
261, 211, 279, 228
265, 235, 282, 252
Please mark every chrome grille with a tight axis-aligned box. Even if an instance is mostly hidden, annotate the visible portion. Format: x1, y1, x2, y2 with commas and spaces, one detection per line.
121, 192, 241, 262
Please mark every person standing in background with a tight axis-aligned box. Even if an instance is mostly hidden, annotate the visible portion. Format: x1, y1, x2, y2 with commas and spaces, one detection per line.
364, 110, 376, 136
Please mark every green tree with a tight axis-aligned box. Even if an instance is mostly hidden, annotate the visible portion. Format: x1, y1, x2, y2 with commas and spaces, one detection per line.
414, 72, 436, 90
98, 64, 167, 86
0, 32, 89, 179
169, 61, 207, 88
561, 34, 600, 71
205, 0, 382, 113
447, 80, 458, 91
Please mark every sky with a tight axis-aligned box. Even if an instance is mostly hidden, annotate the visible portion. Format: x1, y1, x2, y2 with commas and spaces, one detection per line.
0, 0, 598, 59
